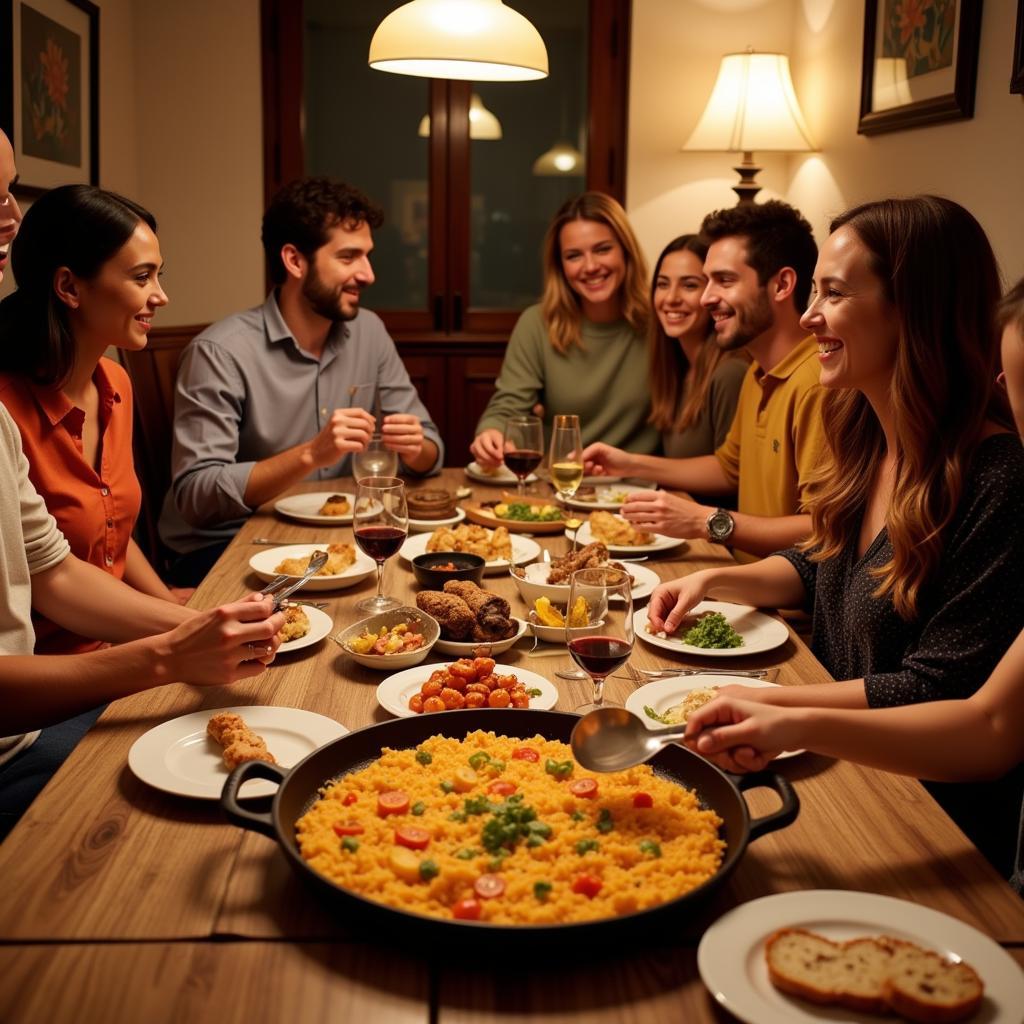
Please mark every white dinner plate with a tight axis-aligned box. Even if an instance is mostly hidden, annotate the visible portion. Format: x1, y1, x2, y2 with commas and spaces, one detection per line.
376, 663, 558, 718
276, 605, 334, 653
274, 490, 359, 525
464, 461, 538, 485
570, 519, 685, 555
624, 676, 804, 759
127, 706, 348, 800
634, 602, 790, 658
562, 481, 658, 511
512, 560, 661, 605
434, 617, 530, 656
697, 890, 1024, 1024
408, 507, 466, 533
249, 544, 377, 591
399, 531, 540, 574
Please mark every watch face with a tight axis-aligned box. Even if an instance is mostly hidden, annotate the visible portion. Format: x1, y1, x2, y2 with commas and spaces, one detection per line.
709, 510, 734, 540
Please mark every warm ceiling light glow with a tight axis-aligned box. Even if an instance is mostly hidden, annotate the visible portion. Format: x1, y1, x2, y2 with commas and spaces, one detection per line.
419, 92, 503, 139
369, 0, 548, 82
532, 141, 585, 176
682, 49, 815, 204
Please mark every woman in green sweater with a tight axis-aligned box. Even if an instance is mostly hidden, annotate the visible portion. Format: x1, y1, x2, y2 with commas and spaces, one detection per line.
471, 192, 658, 465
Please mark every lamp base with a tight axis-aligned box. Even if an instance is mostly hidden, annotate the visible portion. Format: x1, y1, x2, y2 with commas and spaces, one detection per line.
732, 151, 761, 205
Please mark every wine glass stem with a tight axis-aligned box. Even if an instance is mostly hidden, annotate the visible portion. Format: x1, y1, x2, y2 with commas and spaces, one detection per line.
590, 675, 605, 708
517, 476, 526, 496
375, 561, 385, 598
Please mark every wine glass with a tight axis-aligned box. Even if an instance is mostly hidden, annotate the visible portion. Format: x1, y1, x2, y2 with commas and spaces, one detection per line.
353, 477, 408, 613
502, 415, 544, 496
565, 567, 634, 713
548, 414, 584, 502
352, 436, 399, 482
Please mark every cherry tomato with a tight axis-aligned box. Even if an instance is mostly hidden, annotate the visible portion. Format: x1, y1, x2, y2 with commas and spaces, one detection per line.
408, 694, 425, 714
449, 659, 477, 680
510, 692, 529, 709
377, 791, 410, 817
451, 898, 482, 920
512, 747, 539, 762
632, 792, 653, 809
394, 826, 431, 850
444, 673, 467, 693
464, 692, 486, 708
474, 874, 507, 899
495, 674, 518, 691
477, 674, 499, 691
487, 688, 511, 708
422, 696, 446, 713
472, 657, 496, 676
428, 669, 447, 684
440, 687, 466, 710
332, 823, 364, 836
342, 792, 358, 806
487, 781, 517, 796
571, 874, 603, 899
568, 779, 599, 799
421, 679, 443, 698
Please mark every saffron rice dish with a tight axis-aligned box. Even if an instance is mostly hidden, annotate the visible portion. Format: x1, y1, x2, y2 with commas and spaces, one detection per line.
295, 730, 725, 925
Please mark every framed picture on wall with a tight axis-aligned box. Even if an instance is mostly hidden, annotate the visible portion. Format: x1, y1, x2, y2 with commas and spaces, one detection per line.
1012, 0, 1024, 94
0, 0, 99, 197
858, 0, 983, 135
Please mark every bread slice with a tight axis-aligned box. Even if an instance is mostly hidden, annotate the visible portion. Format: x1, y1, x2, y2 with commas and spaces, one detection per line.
764, 928, 893, 1014
882, 939, 984, 1023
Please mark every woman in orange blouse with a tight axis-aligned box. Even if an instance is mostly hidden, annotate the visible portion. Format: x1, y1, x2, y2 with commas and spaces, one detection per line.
0, 185, 183, 654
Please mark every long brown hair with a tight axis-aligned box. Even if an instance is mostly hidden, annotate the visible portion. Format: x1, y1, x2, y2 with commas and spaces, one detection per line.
805, 195, 1012, 620
646, 234, 742, 433
540, 192, 649, 354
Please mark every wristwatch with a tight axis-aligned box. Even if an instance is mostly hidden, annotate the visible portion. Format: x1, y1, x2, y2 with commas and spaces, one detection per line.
705, 508, 735, 543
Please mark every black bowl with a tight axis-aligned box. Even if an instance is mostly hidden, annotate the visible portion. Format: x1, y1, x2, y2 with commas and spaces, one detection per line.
411, 551, 486, 587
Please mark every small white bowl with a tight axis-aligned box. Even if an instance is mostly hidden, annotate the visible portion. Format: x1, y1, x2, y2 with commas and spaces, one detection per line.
509, 561, 571, 605
433, 617, 530, 657
528, 614, 605, 644
334, 606, 439, 670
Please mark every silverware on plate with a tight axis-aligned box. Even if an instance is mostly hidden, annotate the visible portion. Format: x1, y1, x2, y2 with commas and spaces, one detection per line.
615, 666, 769, 682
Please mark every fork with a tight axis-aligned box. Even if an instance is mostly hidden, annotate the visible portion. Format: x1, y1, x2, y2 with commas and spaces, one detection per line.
262, 550, 329, 610
619, 664, 769, 684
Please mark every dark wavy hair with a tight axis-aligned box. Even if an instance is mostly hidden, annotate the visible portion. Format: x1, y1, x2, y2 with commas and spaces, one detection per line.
0, 185, 157, 388
262, 177, 384, 285
699, 199, 817, 311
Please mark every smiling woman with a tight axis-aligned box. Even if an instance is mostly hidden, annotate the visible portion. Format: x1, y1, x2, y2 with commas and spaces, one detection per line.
0, 183, 185, 656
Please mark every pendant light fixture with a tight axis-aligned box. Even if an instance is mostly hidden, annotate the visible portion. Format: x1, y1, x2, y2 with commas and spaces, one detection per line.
418, 92, 503, 139
369, 0, 548, 82
532, 141, 584, 176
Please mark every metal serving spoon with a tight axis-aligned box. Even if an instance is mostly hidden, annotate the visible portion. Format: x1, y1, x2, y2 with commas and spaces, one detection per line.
570, 707, 691, 772
262, 549, 329, 611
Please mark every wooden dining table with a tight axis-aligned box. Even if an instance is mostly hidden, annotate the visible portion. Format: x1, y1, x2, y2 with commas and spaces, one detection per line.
1, 469, 1022, 1023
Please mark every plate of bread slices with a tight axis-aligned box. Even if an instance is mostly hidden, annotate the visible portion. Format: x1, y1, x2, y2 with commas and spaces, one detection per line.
697, 890, 1023, 1024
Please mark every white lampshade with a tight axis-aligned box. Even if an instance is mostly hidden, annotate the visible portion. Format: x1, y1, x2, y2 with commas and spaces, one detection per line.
682, 51, 815, 153
419, 92, 503, 139
532, 141, 585, 176
370, 0, 548, 82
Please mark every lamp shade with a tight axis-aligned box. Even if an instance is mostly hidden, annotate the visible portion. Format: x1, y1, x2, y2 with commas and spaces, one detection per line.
532, 141, 585, 176
419, 92, 502, 139
369, 0, 548, 82
682, 51, 815, 153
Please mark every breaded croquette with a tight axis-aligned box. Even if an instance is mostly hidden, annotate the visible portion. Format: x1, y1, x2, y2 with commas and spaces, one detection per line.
415, 590, 476, 640
207, 712, 276, 770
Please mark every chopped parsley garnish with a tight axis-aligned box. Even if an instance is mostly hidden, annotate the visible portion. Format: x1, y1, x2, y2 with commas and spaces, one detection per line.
463, 796, 492, 816
596, 808, 614, 834
526, 688, 542, 698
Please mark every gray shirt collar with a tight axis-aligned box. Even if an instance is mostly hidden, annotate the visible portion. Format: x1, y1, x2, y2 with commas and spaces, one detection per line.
261, 291, 350, 366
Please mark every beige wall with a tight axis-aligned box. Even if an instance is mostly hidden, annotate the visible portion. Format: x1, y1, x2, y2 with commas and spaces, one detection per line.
627, 0, 1024, 284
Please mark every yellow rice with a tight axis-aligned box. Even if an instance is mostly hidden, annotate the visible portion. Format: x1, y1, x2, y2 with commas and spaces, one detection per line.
295, 730, 725, 924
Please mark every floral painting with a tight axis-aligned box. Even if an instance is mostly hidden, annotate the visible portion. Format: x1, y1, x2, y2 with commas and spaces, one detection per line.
19, 3, 82, 168
880, 0, 956, 79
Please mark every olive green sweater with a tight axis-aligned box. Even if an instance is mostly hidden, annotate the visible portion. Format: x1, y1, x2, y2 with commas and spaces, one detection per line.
475, 305, 660, 454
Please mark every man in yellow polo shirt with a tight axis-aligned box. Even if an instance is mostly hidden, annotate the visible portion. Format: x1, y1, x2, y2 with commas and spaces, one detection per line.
581, 200, 825, 561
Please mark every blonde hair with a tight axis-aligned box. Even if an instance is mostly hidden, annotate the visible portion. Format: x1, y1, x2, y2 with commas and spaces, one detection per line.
805, 196, 1012, 620
646, 234, 744, 434
540, 192, 649, 354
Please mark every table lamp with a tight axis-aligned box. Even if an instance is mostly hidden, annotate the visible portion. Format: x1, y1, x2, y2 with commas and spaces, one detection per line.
682, 49, 815, 205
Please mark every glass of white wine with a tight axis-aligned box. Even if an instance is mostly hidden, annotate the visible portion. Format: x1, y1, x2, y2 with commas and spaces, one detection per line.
548, 414, 584, 501
352, 436, 399, 482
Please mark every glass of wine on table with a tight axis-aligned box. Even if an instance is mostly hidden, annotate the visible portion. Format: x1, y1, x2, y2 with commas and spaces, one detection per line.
502, 415, 544, 496
353, 476, 408, 613
565, 567, 634, 713
548, 414, 584, 502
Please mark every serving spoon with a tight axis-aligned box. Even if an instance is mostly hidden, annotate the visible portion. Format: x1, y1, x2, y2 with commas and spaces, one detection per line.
570, 707, 692, 772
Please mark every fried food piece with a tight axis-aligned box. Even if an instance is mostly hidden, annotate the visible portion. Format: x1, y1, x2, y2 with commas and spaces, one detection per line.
426, 523, 512, 560
471, 615, 516, 642
442, 579, 511, 620
415, 591, 476, 640
277, 605, 310, 643
275, 542, 356, 576
547, 542, 611, 583
589, 511, 654, 547
208, 712, 276, 770
318, 494, 351, 516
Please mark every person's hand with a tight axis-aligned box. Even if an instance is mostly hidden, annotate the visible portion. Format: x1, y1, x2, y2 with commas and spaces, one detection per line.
620, 491, 712, 539
581, 442, 634, 477
380, 413, 425, 460
309, 408, 375, 467
683, 697, 802, 773
159, 594, 284, 686
647, 572, 711, 634
470, 429, 505, 468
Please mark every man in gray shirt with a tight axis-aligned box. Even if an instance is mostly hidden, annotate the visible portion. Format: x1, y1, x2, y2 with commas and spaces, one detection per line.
159, 178, 443, 584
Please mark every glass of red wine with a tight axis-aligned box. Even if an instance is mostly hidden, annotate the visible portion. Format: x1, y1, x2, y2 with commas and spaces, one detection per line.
503, 415, 544, 496
566, 567, 634, 713
353, 476, 408, 614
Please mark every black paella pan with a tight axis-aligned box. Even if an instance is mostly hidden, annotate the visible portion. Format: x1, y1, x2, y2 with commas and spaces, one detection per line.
221, 709, 798, 944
